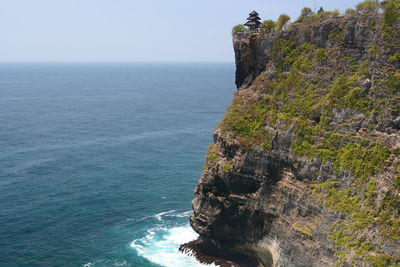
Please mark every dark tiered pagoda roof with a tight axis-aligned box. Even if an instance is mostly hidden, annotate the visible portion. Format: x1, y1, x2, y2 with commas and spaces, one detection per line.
247, 15, 261, 20
249, 10, 259, 16
244, 21, 261, 27
245, 10, 261, 30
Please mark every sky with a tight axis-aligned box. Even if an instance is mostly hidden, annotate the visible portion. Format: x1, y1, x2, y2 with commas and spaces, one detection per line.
1, 0, 362, 62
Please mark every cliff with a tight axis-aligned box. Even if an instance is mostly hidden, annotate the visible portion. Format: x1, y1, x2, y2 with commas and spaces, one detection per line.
185, 5, 400, 267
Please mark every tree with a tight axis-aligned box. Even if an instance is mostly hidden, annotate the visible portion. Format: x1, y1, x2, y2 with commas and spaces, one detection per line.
276, 14, 291, 30
331, 9, 341, 16
232, 24, 247, 36
356, 0, 381, 13
297, 7, 314, 22
260, 20, 276, 33
345, 8, 358, 15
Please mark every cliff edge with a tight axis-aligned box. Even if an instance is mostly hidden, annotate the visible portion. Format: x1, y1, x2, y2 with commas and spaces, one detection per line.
186, 6, 400, 267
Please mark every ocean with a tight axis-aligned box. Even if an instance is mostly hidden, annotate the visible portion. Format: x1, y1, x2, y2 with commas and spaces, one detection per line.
0, 63, 235, 267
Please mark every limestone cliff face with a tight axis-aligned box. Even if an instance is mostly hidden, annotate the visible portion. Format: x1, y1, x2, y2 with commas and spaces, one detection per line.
190, 10, 400, 267
234, 14, 391, 89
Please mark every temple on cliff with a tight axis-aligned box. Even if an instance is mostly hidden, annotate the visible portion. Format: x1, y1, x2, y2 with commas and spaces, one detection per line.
244, 10, 261, 31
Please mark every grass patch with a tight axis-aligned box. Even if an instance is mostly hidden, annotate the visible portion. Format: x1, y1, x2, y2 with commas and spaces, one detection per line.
221, 162, 232, 172
205, 144, 219, 165
292, 222, 313, 237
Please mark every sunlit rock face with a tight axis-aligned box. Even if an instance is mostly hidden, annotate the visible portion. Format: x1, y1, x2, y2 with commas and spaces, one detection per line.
188, 11, 400, 267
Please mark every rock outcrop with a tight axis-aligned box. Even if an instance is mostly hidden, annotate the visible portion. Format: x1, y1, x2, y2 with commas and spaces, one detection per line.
185, 8, 400, 267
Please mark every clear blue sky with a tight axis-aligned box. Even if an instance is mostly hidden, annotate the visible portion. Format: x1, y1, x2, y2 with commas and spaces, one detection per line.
1, 0, 362, 62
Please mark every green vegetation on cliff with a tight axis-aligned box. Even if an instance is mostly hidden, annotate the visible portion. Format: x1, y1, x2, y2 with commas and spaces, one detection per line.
232, 24, 247, 36
224, 1, 400, 265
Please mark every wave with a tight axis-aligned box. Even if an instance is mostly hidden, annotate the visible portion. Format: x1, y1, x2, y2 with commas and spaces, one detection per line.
85, 210, 207, 267
153, 209, 192, 222
129, 210, 215, 267
83, 259, 128, 267
130, 224, 215, 267
124, 209, 193, 224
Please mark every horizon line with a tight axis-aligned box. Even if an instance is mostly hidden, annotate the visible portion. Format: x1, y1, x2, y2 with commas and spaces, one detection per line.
0, 60, 235, 64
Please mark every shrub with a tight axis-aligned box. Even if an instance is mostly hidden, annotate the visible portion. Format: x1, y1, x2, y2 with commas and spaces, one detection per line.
300, 10, 340, 25
297, 7, 314, 22
292, 222, 313, 237
333, 143, 391, 180
316, 48, 327, 62
221, 162, 231, 172
389, 52, 400, 63
387, 71, 400, 93
356, 0, 381, 13
260, 20, 276, 33
383, 0, 400, 26
232, 24, 247, 36
345, 8, 358, 15
394, 172, 400, 191
206, 144, 218, 163
331, 9, 341, 17
276, 14, 291, 30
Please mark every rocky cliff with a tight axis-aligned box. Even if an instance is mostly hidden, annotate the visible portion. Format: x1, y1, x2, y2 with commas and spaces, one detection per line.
185, 5, 400, 267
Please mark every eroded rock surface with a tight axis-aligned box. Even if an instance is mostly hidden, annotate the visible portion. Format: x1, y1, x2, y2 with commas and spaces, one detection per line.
187, 12, 400, 267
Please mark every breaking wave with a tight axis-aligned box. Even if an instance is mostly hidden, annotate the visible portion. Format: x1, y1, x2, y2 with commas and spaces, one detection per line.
130, 210, 216, 267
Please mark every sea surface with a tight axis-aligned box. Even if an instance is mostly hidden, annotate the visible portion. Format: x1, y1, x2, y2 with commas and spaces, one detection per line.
0, 63, 235, 267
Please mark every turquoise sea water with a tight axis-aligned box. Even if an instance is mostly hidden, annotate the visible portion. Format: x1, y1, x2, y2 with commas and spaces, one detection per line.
0, 63, 235, 267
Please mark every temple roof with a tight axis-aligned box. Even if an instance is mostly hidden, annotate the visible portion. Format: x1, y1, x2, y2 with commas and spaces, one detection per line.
244, 21, 261, 26
247, 15, 261, 21
249, 10, 259, 16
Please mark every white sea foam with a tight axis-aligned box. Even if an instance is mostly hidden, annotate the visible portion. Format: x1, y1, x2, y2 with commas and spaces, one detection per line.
83, 259, 127, 267
153, 209, 193, 222
131, 224, 216, 267
124, 210, 193, 225
173, 210, 193, 218
154, 210, 177, 221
